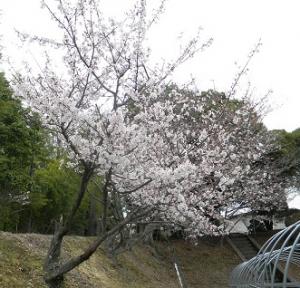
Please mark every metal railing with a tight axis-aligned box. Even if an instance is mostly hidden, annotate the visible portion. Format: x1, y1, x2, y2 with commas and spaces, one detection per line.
230, 220, 300, 288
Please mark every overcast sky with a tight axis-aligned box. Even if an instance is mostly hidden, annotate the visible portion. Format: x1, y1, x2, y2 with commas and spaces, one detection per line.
1, 0, 300, 206
1, 0, 300, 132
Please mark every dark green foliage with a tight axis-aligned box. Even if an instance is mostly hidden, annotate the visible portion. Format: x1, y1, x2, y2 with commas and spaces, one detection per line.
18, 160, 96, 234
0, 73, 102, 234
285, 208, 300, 226
272, 128, 300, 180
278, 129, 300, 158
0, 73, 47, 230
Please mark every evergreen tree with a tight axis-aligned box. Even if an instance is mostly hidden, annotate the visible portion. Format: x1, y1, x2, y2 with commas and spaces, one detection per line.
0, 72, 46, 230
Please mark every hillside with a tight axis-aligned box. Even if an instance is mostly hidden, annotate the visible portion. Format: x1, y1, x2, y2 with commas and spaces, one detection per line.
0, 232, 240, 287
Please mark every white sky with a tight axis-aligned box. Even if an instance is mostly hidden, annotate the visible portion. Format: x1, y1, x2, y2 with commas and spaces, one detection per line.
1, 0, 300, 206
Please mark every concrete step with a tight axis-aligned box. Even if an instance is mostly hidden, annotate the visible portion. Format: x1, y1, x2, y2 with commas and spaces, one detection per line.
227, 233, 293, 284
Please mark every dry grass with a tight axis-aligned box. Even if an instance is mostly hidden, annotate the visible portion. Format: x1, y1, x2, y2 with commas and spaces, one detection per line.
0, 232, 241, 287
161, 239, 240, 288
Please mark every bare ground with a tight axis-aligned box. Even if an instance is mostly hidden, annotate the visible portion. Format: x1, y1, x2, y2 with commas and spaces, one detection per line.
0, 232, 241, 287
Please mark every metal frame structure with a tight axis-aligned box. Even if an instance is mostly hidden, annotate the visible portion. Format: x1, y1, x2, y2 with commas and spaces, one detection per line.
230, 220, 300, 287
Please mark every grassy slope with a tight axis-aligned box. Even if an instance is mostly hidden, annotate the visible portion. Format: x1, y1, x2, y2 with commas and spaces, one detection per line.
0, 232, 240, 287
170, 239, 240, 288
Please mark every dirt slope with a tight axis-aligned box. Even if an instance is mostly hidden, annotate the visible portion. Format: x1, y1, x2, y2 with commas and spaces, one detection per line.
0, 232, 240, 287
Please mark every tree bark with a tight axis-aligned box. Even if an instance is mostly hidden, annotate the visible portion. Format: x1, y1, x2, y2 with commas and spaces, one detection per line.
43, 167, 93, 287
44, 208, 151, 286
87, 193, 97, 236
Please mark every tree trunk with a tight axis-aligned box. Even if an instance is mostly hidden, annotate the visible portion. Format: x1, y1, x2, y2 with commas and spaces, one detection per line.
43, 222, 66, 287
43, 167, 93, 287
87, 193, 97, 236
43, 208, 151, 286
45, 274, 64, 288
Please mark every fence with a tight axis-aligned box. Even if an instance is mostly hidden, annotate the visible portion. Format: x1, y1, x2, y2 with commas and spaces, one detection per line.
230, 220, 300, 288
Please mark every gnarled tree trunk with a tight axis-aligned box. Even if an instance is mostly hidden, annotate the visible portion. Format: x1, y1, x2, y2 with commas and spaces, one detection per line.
43, 167, 93, 287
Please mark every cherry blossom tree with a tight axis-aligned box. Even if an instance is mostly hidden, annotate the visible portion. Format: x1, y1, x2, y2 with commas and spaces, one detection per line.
133, 87, 288, 234
11, 0, 287, 286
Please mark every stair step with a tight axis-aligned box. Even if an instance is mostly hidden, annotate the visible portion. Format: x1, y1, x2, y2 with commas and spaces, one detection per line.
227, 234, 292, 284
229, 234, 259, 260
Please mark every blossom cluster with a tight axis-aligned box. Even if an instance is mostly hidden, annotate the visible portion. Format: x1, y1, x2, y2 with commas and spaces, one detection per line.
12, 0, 287, 237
